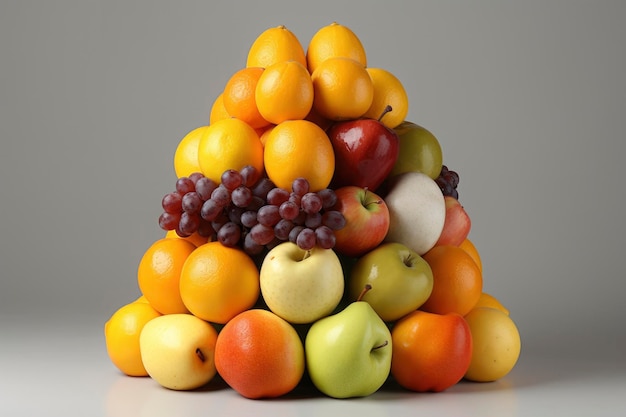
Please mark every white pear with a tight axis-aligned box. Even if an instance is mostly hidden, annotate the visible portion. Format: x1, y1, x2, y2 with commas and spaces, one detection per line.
383, 172, 446, 255
139, 313, 218, 390
260, 242, 344, 324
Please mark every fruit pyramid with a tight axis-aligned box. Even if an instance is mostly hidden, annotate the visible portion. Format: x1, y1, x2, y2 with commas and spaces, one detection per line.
104, 22, 521, 399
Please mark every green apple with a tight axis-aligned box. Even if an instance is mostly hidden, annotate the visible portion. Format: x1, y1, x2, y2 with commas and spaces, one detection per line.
305, 286, 392, 398
389, 121, 443, 179
260, 242, 344, 324
348, 242, 433, 322
139, 313, 218, 390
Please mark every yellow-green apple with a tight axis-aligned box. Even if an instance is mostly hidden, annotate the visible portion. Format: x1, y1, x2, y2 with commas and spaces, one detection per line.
383, 172, 446, 255
327, 106, 400, 192
260, 242, 344, 324
389, 121, 443, 179
347, 242, 433, 322
435, 196, 472, 247
305, 285, 392, 398
331, 186, 390, 258
139, 313, 218, 390
214, 309, 305, 399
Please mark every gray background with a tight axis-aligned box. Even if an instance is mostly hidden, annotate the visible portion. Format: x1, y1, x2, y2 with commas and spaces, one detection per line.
1, 0, 625, 404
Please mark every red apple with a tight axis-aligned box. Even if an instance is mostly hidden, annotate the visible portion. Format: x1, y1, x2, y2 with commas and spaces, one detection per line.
435, 196, 471, 247
331, 186, 390, 258
327, 106, 400, 192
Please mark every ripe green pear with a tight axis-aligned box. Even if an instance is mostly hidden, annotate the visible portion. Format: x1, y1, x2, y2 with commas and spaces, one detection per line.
305, 290, 392, 398
389, 121, 443, 179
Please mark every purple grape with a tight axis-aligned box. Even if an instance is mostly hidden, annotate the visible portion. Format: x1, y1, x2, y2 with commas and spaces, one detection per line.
179, 212, 200, 235
322, 210, 346, 231
315, 225, 336, 249
182, 192, 202, 213
257, 205, 281, 227
241, 210, 259, 228
217, 222, 241, 247
249, 223, 275, 246
291, 177, 310, 196
279, 200, 300, 221
288, 225, 305, 244
252, 177, 275, 199
267, 187, 290, 206
243, 232, 264, 256
305, 212, 322, 229
197, 219, 214, 238
227, 206, 245, 226
240, 165, 260, 187
211, 185, 231, 207
221, 169, 243, 191
301, 192, 323, 214
247, 196, 265, 212
162, 192, 183, 214
317, 188, 337, 209
158, 211, 180, 230
289, 192, 302, 207
200, 199, 222, 221
176, 177, 195, 195
195, 177, 218, 200
231, 185, 253, 208
296, 227, 316, 251
188, 172, 204, 184
274, 219, 294, 241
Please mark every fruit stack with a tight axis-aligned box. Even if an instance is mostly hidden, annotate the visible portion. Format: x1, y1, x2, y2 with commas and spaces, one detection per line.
104, 22, 521, 399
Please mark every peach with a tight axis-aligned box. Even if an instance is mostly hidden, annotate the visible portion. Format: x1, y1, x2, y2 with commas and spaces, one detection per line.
436, 196, 471, 247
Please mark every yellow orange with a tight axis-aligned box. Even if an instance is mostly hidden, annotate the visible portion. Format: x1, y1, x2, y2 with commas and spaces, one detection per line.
459, 238, 482, 272
137, 238, 196, 315
421, 245, 483, 316
311, 57, 373, 121
247, 25, 307, 69
165, 229, 210, 247
473, 292, 510, 316
306, 22, 367, 74
209, 93, 230, 124
255, 60, 313, 124
104, 301, 162, 376
179, 242, 260, 324
263, 120, 335, 192
222, 67, 270, 129
197, 117, 264, 184
362, 67, 409, 129
173, 126, 207, 178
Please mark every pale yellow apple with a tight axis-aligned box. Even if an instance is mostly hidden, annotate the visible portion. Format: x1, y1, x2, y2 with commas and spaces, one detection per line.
260, 242, 344, 324
139, 313, 218, 390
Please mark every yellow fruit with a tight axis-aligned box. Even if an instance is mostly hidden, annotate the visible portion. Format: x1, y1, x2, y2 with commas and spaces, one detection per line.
179, 242, 260, 324
197, 117, 264, 184
104, 301, 161, 376
473, 292, 510, 316
247, 25, 307, 69
137, 238, 196, 315
459, 238, 483, 272
263, 120, 335, 192
464, 307, 521, 382
362, 68, 409, 129
311, 57, 373, 121
255, 60, 313, 124
174, 126, 207, 178
306, 22, 367, 74
209, 93, 230, 124
222, 67, 270, 129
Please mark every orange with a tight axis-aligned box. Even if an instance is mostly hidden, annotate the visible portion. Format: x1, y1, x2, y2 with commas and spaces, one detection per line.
459, 238, 482, 272
222, 67, 270, 129
197, 117, 264, 184
246, 25, 307, 69
173, 126, 207, 178
362, 67, 409, 129
137, 238, 196, 315
165, 229, 210, 247
209, 93, 230, 124
179, 241, 260, 324
464, 307, 521, 382
421, 245, 483, 316
258, 124, 275, 147
473, 292, 510, 316
104, 301, 162, 376
255, 60, 313, 124
263, 119, 335, 192
311, 57, 374, 121
306, 22, 367, 74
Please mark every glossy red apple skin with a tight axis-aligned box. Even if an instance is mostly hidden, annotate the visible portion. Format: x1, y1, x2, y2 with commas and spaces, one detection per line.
327, 118, 400, 192
435, 196, 471, 247
331, 186, 390, 258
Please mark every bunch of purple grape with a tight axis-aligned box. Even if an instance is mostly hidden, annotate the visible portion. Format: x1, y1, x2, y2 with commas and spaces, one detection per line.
158, 166, 346, 255
435, 165, 460, 200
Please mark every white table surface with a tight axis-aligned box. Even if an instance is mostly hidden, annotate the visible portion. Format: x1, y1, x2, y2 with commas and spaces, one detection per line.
2, 313, 624, 417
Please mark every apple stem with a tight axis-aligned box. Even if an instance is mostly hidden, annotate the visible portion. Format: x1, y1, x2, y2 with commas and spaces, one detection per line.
363, 187, 383, 205
372, 340, 389, 351
378, 105, 393, 122
357, 284, 372, 302
196, 348, 206, 363
302, 250, 312, 261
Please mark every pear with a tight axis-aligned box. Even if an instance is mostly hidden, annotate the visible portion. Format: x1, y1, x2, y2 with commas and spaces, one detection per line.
304, 285, 392, 398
